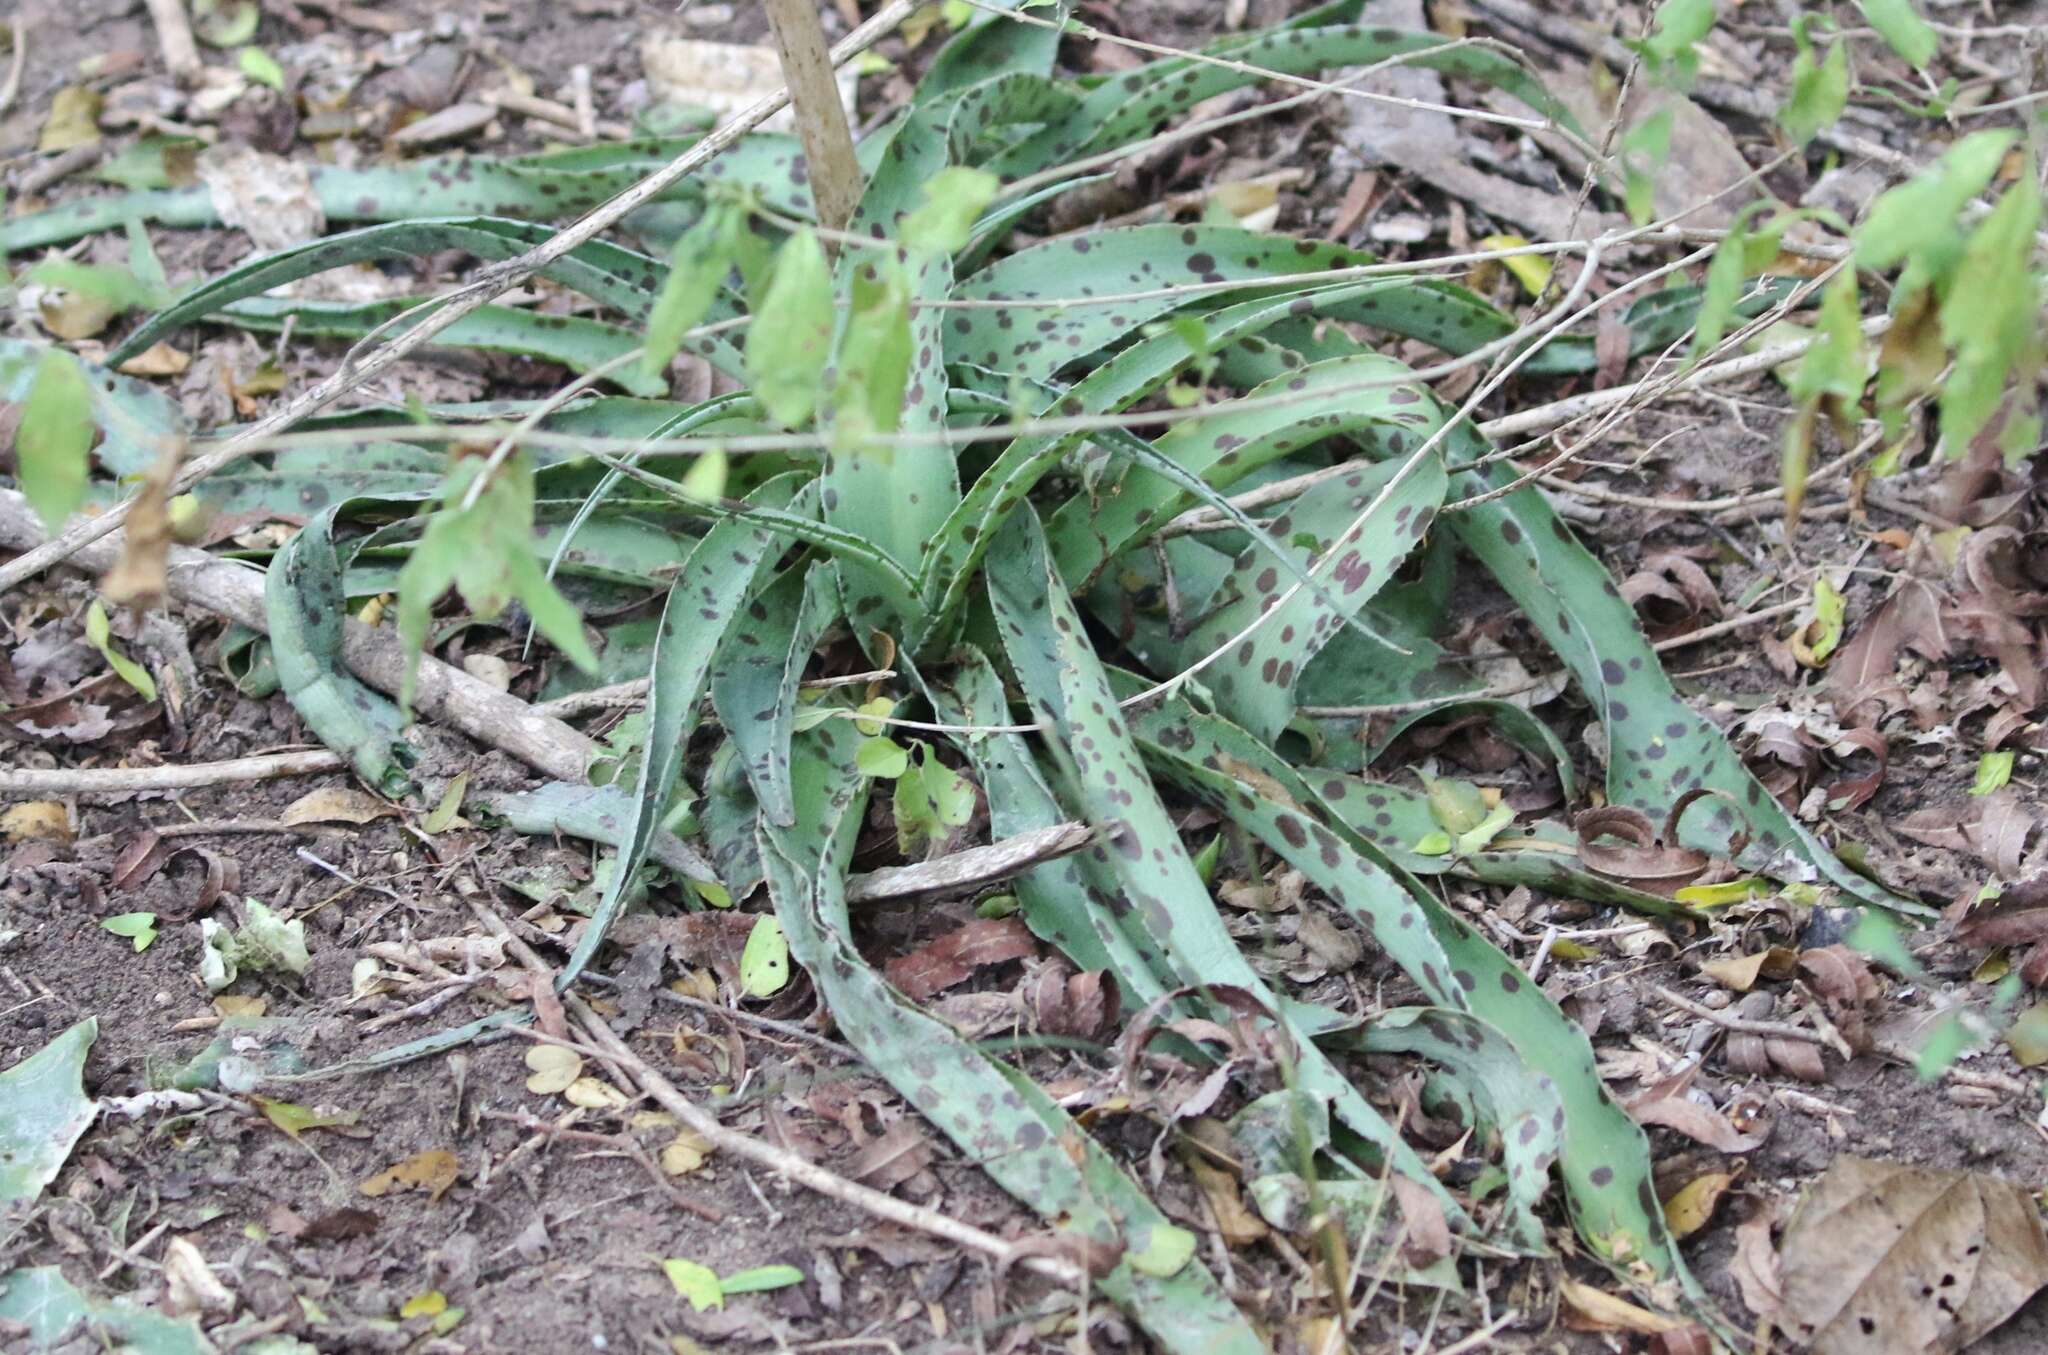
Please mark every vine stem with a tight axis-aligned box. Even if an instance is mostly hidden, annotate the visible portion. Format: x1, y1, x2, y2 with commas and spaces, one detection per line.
0, 0, 919, 597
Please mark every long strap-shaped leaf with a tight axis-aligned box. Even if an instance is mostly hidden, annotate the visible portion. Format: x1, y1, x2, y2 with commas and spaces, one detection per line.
1045, 352, 1441, 591
0, 134, 817, 253
709, 565, 838, 827
556, 474, 807, 988
1434, 426, 1925, 915
985, 509, 1462, 1218
760, 714, 1266, 1355
266, 507, 416, 797
988, 22, 1577, 183
1127, 694, 1686, 1275
111, 217, 671, 365
949, 226, 1376, 383
1164, 448, 1449, 741
918, 648, 1176, 999
214, 296, 671, 398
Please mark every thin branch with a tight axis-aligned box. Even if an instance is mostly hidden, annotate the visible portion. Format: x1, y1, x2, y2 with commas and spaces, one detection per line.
846, 822, 1096, 902
0, 749, 344, 797
0, 488, 717, 883
566, 993, 1085, 1286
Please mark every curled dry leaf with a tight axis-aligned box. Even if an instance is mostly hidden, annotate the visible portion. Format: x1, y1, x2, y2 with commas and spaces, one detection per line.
1188, 1155, 1267, 1248
1779, 1157, 2048, 1355
1574, 803, 1711, 895
1953, 873, 2048, 987
1, 800, 73, 845
1731, 1206, 1784, 1318
1022, 959, 1118, 1042
1725, 993, 1828, 1083
162, 1237, 236, 1318
1662, 1170, 1736, 1239
1622, 550, 1724, 641
1558, 1278, 1692, 1335
1700, 946, 1798, 993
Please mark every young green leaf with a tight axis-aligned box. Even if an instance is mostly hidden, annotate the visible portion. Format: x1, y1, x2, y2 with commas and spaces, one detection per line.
238, 46, 286, 90
18, 347, 94, 534
739, 916, 790, 997
717, 1265, 804, 1295
101, 913, 159, 952
1125, 1222, 1196, 1278
744, 228, 834, 428
397, 455, 598, 712
83, 601, 158, 701
1620, 109, 1674, 225
899, 166, 1000, 255
1779, 17, 1848, 147
661, 1258, 722, 1311
831, 261, 913, 437
1855, 0, 1937, 67
856, 735, 910, 779
641, 201, 740, 385
893, 744, 978, 855
1971, 750, 2015, 797
1856, 130, 2015, 271
1639, 0, 1717, 83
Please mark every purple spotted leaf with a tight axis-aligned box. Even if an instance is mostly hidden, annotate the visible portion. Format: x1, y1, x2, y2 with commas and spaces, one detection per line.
984, 508, 1463, 1223
761, 713, 1265, 1355
1128, 691, 1687, 1277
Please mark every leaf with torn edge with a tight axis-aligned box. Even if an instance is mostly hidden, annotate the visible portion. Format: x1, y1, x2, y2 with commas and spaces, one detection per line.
359, 1148, 460, 1201
0, 1020, 98, 1208
1778, 1157, 2048, 1355
883, 916, 1037, 1001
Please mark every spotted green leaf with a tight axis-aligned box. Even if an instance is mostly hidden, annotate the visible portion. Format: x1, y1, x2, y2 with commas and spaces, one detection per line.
760, 713, 1264, 1355
269, 507, 417, 796
985, 509, 1461, 1219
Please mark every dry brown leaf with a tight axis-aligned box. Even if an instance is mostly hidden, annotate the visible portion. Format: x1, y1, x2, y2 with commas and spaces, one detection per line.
883, 916, 1037, 1001
842, 1120, 933, 1192
162, 1238, 236, 1319
1389, 1173, 1451, 1267
1779, 1157, 2048, 1355
279, 786, 397, 826
1629, 1093, 1768, 1152
1, 800, 74, 844
101, 442, 185, 610
1558, 1278, 1690, 1335
116, 342, 192, 378
357, 1148, 460, 1202
1663, 1171, 1736, 1239
1188, 1156, 1267, 1247
522, 1044, 582, 1094
1701, 947, 1797, 993
1731, 1208, 1784, 1319
1799, 945, 1882, 1050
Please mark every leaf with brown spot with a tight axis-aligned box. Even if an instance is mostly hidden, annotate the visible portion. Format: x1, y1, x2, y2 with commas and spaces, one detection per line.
883, 916, 1037, 1001
279, 786, 399, 826
1779, 1157, 2048, 1355
358, 1148, 460, 1202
